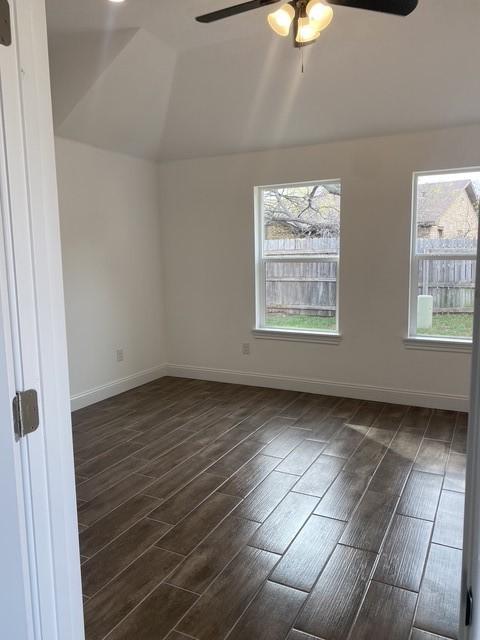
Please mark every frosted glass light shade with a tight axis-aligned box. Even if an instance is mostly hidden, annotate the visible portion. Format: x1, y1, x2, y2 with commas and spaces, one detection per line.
306, 0, 333, 30
268, 4, 295, 36
296, 16, 320, 43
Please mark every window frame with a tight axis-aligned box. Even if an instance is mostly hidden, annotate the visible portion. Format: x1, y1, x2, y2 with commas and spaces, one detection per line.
253, 179, 342, 342
407, 167, 479, 347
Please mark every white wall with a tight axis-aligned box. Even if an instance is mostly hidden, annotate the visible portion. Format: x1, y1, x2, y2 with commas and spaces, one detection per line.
56, 137, 166, 409
159, 125, 480, 411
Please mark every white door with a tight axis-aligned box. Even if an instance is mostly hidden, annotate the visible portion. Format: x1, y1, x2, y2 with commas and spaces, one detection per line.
464, 240, 480, 639
0, 1, 84, 639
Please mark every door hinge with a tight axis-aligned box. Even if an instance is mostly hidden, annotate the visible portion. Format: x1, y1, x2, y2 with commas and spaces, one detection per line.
0, 0, 11, 47
466, 587, 474, 626
13, 389, 39, 438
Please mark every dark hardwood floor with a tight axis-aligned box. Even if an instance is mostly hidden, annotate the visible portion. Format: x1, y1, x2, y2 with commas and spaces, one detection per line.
73, 377, 466, 640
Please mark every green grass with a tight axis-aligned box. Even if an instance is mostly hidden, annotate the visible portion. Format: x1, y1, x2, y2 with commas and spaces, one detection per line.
266, 313, 337, 332
267, 312, 474, 338
417, 313, 473, 338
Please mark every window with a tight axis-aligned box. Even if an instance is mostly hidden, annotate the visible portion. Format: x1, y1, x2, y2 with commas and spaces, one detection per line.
255, 180, 341, 336
409, 169, 480, 342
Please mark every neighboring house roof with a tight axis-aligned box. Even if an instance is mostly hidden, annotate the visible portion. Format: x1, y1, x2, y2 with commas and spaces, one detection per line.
417, 180, 478, 227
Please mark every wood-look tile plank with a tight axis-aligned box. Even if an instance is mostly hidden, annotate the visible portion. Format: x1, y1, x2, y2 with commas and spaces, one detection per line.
276, 440, 325, 475
414, 440, 450, 475
76, 456, 150, 502
280, 394, 314, 419
425, 410, 457, 442
80, 494, 160, 557
432, 490, 464, 549
250, 416, 296, 443
295, 544, 377, 640
314, 471, 370, 521
76, 442, 144, 478
400, 406, 432, 431
140, 440, 203, 478
368, 450, 413, 496
143, 453, 214, 500
414, 544, 462, 639
78, 473, 155, 527
444, 452, 466, 493
81, 518, 170, 597
234, 407, 280, 434
390, 429, 424, 459
106, 583, 197, 640
373, 514, 432, 591
339, 489, 398, 552
270, 515, 345, 592
165, 632, 193, 640
148, 472, 227, 525
74, 428, 137, 461
219, 454, 279, 498
157, 492, 241, 555
168, 516, 259, 593
195, 429, 250, 461
293, 455, 344, 498
249, 491, 318, 554
177, 546, 279, 640
350, 402, 384, 427
322, 423, 368, 459
373, 404, 408, 430
261, 427, 306, 458
287, 632, 322, 640
397, 471, 443, 521
410, 630, 452, 640
330, 398, 362, 419
343, 428, 392, 476
233, 471, 298, 522
132, 428, 197, 461
207, 439, 266, 477
227, 581, 307, 640
83, 547, 183, 640
308, 416, 346, 442
451, 417, 467, 454
349, 580, 417, 640
294, 404, 330, 430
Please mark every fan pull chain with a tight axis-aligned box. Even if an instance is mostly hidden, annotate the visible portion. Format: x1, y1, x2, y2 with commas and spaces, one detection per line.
301, 47, 304, 73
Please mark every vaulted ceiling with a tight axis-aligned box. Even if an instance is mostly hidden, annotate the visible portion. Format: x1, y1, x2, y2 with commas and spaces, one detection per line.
46, 0, 480, 162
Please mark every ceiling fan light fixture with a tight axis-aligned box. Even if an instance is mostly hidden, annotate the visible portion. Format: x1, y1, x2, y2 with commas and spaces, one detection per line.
306, 0, 333, 30
267, 3, 295, 37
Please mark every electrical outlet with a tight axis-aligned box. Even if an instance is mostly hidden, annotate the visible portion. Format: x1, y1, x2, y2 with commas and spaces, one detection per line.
242, 343, 250, 355
116, 349, 124, 362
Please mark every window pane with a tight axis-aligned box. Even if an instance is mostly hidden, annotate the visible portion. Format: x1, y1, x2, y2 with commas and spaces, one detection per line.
265, 260, 337, 332
263, 183, 340, 257
416, 172, 480, 254
415, 258, 475, 339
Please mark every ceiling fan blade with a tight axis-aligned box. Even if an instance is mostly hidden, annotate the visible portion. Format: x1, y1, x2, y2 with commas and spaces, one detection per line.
327, 0, 418, 16
196, 0, 281, 23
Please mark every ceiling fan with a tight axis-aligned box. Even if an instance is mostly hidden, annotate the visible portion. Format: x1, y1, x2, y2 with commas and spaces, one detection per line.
196, 0, 418, 47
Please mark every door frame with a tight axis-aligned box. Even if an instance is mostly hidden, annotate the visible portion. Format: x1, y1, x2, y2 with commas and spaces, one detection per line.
0, 0, 83, 638
463, 236, 480, 639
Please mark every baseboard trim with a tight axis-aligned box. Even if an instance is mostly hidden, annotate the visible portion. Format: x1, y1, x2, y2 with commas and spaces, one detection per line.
166, 364, 469, 411
70, 364, 168, 411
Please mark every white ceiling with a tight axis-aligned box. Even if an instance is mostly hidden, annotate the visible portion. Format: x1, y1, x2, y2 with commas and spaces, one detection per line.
46, 0, 480, 162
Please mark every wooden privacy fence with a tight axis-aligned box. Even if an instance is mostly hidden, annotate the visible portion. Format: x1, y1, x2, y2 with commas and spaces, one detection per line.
265, 237, 476, 317
417, 238, 476, 313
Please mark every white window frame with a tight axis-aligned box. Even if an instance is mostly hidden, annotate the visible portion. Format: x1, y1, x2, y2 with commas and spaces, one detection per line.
406, 167, 479, 351
253, 180, 341, 344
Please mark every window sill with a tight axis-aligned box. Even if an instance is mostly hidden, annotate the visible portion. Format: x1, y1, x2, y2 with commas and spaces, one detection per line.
252, 328, 342, 345
403, 336, 472, 353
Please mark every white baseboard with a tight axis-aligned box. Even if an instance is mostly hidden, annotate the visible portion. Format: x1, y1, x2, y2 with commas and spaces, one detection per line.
166, 363, 469, 412
70, 364, 168, 411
